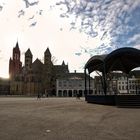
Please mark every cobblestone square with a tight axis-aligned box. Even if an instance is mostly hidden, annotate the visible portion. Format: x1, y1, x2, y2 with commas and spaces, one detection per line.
0, 97, 140, 140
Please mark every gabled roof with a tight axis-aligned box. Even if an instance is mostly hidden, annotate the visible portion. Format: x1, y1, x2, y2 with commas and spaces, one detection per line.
32, 58, 43, 72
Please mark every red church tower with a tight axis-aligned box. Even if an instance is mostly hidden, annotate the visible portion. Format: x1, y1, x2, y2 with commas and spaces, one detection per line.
9, 42, 22, 79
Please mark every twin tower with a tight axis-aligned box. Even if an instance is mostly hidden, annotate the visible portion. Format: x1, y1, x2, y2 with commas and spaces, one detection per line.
9, 42, 69, 96
9, 42, 52, 79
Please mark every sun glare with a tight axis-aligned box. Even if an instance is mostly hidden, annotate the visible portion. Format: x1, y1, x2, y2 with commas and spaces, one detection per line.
0, 72, 9, 79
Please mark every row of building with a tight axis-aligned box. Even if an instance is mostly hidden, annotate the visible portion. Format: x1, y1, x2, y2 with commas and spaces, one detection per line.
0, 43, 140, 96
8, 42, 93, 97
94, 71, 140, 95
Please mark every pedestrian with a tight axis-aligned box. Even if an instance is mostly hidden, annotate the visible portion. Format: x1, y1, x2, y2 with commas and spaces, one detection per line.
37, 93, 41, 100
76, 93, 80, 99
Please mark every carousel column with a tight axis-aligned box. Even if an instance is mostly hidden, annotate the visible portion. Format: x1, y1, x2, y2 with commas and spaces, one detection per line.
88, 71, 91, 94
103, 61, 107, 95
85, 68, 87, 99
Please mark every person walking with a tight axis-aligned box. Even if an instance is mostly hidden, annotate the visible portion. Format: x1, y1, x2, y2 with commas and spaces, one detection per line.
76, 93, 80, 99
37, 93, 41, 100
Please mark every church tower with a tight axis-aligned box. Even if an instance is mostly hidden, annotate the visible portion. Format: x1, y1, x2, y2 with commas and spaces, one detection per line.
25, 48, 32, 71
44, 48, 52, 65
9, 42, 22, 79
61, 60, 69, 73
62, 60, 65, 66
43, 48, 53, 95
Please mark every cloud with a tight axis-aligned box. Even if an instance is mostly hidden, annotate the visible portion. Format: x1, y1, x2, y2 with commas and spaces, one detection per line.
28, 15, 35, 20
22, 0, 39, 8
38, 10, 43, 15
0, 5, 3, 11
133, 45, 140, 49
127, 34, 140, 44
18, 10, 25, 18
56, 0, 140, 54
0, 1, 5, 12
75, 52, 81, 56
29, 21, 37, 27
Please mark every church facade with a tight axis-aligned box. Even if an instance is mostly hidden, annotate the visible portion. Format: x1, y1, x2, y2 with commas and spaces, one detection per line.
9, 42, 69, 96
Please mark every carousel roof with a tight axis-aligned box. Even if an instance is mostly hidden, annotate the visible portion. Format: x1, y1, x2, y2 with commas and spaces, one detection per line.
85, 47, 140, 74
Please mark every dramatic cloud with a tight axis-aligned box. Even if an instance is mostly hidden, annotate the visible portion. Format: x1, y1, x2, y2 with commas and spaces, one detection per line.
17, 0, 44, 27
56, 0, 140, 54
0, 0, 140, 77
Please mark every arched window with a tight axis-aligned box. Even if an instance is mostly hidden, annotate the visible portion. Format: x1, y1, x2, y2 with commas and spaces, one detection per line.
68, 90, 72, 97
73, 90, 77, 97
63, 90, 67, 97
79, 90, 83, 97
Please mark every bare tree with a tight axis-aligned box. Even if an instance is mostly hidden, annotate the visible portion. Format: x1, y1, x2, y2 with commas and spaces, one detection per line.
51, 56, 58, 65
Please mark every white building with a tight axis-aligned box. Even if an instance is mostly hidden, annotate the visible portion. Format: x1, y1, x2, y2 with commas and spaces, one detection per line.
56, 73, 94, 97
94, 70, 140, 95
117, 76, 140, 94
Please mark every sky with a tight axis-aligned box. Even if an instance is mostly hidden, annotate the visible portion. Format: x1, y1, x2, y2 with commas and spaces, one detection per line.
0, 0, 140, 78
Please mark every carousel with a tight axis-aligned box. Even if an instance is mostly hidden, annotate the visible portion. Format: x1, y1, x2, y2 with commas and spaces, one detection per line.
84, 47, 140, 107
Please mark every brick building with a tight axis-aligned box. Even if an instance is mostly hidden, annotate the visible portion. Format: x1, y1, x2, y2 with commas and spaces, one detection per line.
9, 42, 69, 96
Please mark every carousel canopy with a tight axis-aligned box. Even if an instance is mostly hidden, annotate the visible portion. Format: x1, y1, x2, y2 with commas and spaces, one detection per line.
85, 47, 140, 74
85, 55, 107, 73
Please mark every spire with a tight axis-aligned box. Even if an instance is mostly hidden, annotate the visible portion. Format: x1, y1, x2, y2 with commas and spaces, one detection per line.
62, 60, 65, 65
13, 42, 20, 60
25, 48, 32, 70
45, 48, 51, 57
15, 42, 19, 49
13, 42, 20, 53
25, 48, 32, 57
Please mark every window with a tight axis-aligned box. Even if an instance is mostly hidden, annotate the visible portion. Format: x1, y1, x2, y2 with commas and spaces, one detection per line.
79, 84, 82, 87
59, 82, 62, 87
58, 90, 62, 97
63, 90, 67, 97
119, 86, 121, 90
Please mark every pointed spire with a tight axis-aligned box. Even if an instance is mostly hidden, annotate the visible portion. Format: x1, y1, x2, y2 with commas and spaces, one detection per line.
13, 42, 20, 52
9, 57, 12, 63
15, 42, 19, 49
62, 60, 65, 65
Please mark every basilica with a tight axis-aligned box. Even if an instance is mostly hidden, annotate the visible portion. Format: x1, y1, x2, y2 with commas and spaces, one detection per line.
9, 42, 69, 96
